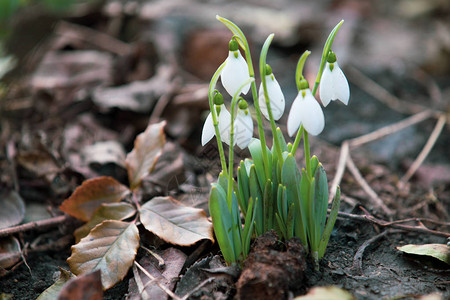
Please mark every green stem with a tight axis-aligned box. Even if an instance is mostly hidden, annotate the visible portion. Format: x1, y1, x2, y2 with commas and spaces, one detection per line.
208, 63, 228, 177
303, 131, 312, 179
260, 34, 283, 163
227, 78, 255, 208
217, 15, 270, 179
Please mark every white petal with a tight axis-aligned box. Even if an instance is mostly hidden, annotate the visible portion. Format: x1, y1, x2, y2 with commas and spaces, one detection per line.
258, 74, 285, 121
319, 62, 333, 107
287, 92, 303, 137
201, 112, 215, 146
300, 90, 325, 136
221, 51, 251, 97
235, 109, 253, 149
320, 62, 350, 106
218, 105, 232, 145
331, 62, 350, 105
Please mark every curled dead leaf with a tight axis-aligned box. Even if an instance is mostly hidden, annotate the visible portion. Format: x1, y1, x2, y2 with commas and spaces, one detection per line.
57, 270, 103, 300
125, 121, 166, 190
60, 176, 130, 221
139, 196, 214, 246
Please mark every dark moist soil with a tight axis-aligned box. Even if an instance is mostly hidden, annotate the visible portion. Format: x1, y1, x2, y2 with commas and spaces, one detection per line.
1, 218, 448, 300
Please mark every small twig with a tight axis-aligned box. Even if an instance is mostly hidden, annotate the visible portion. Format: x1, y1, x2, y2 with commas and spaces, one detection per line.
346, 154, 394, 216
0, 215, 71, 238
347, 66, 436, 116
335, 210, 450, 238
134, 261, 182, 300
329, 141, 349, 203
55, 21, 133, 56
352, 230, 402, 275
6, 141, 19, 192
399, 114, 447, 186
348, 110, 433, 148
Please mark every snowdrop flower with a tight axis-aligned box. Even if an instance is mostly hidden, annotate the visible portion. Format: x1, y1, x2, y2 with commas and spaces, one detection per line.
221, 38, 251, 97
287, 79, 325, 137
258, 64, 285, 121
235, 99, 253, 149
201, 92, 232, 146
319, 50, 349, 107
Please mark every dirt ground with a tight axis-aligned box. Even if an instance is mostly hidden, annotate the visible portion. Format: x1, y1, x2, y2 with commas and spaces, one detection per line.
0, 0, 449, 299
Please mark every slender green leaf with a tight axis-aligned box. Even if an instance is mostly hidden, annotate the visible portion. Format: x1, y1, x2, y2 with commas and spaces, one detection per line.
249, 165, 263, 235
209, 184, 236, 264
318, 186, 341, 259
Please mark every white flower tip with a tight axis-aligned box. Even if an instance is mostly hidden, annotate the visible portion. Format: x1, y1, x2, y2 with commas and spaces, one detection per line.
201, 113, 214, 146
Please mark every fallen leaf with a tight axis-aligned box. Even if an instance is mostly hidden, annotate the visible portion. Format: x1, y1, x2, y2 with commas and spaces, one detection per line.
92, 65, 172, 113
397, 244, 450, 265
125, 121, 166, 190
16, 150, 60, 182
67, 220, 140, 290
74, 202, 136, 243
294, 286, 356, 300
139, 196, 213, 246
128, 248, 187, 300
31, 50, 112, 90
57, 270, 103, 300
60, 176, 130, 221
37, 269, 75, 300
0, 190, 25, 229
0, 237, 21, 269
81, 140, 127, 168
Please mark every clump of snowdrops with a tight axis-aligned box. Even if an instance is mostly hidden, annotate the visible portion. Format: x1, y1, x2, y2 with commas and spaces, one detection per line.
202, 16, 350, 270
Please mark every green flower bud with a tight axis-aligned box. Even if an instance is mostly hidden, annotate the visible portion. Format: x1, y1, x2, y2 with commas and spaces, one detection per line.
238, 98, 248, 110
265, 64, 272, 76
213, 91, 224, 105
327, 50, 337, 63
299, 77, 309, 90
229, 38, 239, 52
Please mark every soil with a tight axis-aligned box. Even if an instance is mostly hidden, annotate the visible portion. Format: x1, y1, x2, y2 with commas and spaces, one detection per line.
1, 0, 449, 299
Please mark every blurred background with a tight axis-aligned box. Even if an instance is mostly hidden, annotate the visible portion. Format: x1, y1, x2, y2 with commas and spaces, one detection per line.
0, 0, 449, 184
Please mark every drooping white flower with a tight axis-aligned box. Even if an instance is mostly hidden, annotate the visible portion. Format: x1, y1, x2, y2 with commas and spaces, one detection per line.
287, 88, 325, 137
221, 39, 251, 97
235, 100, 253, 149
319, 51, 349, 107
258, 66, 285, 121
201, 104, 232, 146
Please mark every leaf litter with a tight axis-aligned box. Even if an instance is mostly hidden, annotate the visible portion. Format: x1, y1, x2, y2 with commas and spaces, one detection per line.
0, 0, 449, 299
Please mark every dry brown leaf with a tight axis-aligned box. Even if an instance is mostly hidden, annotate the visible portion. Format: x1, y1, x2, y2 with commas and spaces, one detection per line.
0, 237, 21, 269
139, 196, 214, 246
37, 269, 75, 300
60, 176, 130, 221
67, 220, 140, 290
0, 190, 25, 229
125, 121, 166, 190
57, 270, 103, 300
74, 202, 136, 243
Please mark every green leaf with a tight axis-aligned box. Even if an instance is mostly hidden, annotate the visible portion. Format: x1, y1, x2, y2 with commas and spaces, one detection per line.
318, 186, 341, 259
139, 197, 214, 246
237, 161, 250, 215
242, 197, 257, 258
281, 154, 307, 247
397, 244, 450, 265
67, 220, 140, 290
249, 139, 272, 189
263, 179, 273, 232
209, 184, 236, 264
249, 165, 263, 235
313, 164, 329, 245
